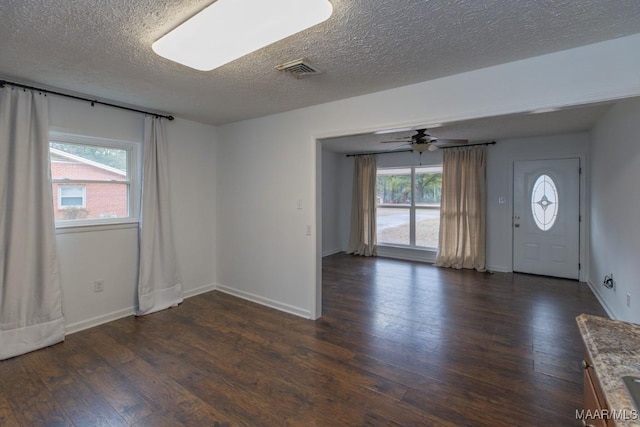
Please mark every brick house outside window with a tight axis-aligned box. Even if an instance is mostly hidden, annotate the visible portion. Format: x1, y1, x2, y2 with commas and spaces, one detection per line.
50, 148, 128, 221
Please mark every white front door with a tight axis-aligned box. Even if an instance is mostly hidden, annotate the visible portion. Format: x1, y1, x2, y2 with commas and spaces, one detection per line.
513, 158, 580, 279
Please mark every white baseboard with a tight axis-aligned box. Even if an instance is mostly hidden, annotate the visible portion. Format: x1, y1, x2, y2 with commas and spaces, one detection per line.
214, 284, 312, 319
322, 248, 343, 257
65, 283, 217, 335
487, 265, 511, 273
65, 306, 135, 335
586, 279, 616, 319
375, 245, 437, 264
184, 283, 216, 298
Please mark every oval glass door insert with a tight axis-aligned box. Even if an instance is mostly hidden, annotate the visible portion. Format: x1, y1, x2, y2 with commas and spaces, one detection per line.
531, 174, 558, 231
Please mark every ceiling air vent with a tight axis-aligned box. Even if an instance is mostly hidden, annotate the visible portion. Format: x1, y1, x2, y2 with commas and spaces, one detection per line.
275, 58, 322, 78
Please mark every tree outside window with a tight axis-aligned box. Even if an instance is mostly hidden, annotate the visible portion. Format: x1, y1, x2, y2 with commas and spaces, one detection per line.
376, 166, 442, 249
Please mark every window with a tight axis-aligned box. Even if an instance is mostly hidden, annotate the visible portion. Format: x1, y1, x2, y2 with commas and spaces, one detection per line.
49, 132, 141, 227
531, 174, 559, 231
376, 165, 442, 249
58, 185, 86, 208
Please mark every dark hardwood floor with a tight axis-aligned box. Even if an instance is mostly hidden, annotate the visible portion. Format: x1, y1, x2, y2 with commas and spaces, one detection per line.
0, 253, 607, 426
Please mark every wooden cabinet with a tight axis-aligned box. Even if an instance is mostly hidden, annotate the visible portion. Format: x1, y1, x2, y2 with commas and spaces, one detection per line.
583, 351, 610, 427
577, 314, 640, 427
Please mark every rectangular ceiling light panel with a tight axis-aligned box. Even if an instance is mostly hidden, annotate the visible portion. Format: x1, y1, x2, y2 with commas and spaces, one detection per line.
153, 0, 333, 71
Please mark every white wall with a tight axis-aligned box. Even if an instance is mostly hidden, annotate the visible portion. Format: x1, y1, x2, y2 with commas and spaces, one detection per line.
215, 34, 640, 319
589, 98, 640, 323
216, 115, 318, 318
337, 155, 353, 252
321, 149, 358, 257
321, 149, 341, 256
49, 96, 217, 332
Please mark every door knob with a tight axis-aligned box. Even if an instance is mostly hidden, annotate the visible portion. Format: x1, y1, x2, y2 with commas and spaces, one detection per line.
514, 224, 520, 228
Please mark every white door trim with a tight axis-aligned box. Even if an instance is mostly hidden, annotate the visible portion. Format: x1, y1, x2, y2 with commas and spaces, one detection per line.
513, 158, 580, 279
508, 153, 588, 282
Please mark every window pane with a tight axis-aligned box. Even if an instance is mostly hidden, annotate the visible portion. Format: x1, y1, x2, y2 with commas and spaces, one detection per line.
59, 185, 86, 208
60, 197, 84, 207
531, 174, 558, 231
50, 142, 128, 181
414, 167, 442, 247
376, 207, 410, 245
414, 168, 442, 206
416, 208, 440, 248
54, 182, 129, 221
376, 169, 411, 206
376, 166, 443, 249
50, 140, 133, 224
60, 186, 83, 196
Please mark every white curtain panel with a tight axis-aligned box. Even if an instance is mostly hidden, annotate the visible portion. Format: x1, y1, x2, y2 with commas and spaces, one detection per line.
435, 146, 487, 271
137, 116, 183, 315
0, 88, 65, 360
347, 155, 377, 257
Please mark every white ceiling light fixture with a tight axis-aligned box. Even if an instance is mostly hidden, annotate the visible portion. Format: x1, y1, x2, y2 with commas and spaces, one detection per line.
152, 0, 334, 71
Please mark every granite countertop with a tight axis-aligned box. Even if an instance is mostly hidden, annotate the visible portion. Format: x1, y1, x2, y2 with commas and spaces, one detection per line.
577, 314, 640, 426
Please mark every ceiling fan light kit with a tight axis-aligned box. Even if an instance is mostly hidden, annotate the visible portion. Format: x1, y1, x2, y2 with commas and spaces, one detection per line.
152, 0, 333, 71
411, 143, 430, 152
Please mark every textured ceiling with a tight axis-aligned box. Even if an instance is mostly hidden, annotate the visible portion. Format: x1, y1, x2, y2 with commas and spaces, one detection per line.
0, 1, 639, 126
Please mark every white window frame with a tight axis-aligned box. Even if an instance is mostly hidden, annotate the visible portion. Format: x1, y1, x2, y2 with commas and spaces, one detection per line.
376, 165, 442, 249
49, 131, 142, 228
58, 185, 87, 209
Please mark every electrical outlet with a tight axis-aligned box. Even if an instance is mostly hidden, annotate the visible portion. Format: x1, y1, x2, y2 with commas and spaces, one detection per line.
306, 225, 311, 236
603, 274, 615, 290
94, 280, 104, 293
627, 293, 631, 308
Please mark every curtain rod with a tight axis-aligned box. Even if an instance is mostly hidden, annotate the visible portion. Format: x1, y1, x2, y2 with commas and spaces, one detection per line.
346, 149, 413, 157
345, 141, 496, 157
0, 79, 174, 121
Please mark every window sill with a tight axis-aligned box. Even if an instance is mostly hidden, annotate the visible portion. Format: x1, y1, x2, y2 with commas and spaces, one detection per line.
55, 221, 138, 235
376, 244, 437, 264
